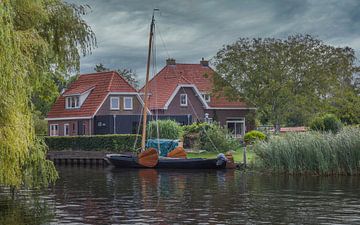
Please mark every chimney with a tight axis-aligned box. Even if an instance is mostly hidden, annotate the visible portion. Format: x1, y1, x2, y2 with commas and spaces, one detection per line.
166, 58, 176, 65
200, 57, 208, 66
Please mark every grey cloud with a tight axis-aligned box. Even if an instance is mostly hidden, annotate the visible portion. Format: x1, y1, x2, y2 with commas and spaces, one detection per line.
66, 0, 360, 84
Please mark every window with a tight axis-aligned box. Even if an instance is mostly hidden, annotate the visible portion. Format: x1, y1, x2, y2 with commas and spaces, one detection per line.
201, 94, 211, 102
180, 94, 188, 106
64, 124, 69, 136
124, 97, 133, 110
226, 118, 245, 138
65, 96, 80, 109
50, 124, 59, 136
110, 97, 120, 110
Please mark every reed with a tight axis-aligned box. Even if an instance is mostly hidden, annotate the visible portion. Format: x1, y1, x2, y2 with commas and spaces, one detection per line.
253, 127, 360, 175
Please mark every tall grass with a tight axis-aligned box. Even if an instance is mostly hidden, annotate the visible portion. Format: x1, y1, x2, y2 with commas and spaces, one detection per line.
253, 127, 360, 175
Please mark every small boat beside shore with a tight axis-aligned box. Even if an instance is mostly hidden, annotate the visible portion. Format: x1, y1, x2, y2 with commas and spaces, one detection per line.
105, 153, 227, 169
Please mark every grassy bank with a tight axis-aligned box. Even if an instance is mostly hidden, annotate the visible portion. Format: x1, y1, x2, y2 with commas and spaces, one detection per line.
187, 148, 255, 163
252, 127, 360, 175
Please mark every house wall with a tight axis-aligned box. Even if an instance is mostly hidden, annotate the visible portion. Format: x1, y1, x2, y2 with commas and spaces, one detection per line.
160, 87, 206, 123
48, 119, 93, 136
96, 94, 143, 116
205, 109, 256, 131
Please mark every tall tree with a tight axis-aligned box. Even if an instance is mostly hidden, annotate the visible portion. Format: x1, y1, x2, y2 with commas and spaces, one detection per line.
0, 0, 96, 189
213, 34, 359, 130
94, 63, 139, 89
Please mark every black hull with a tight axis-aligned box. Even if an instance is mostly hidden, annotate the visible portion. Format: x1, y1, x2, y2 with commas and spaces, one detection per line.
105, 154, 227, 169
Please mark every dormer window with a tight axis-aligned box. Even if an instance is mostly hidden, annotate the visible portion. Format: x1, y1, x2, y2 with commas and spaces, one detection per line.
65, 96, 80, 109
201, 94, 211, 103
110, 97, 120, 110
180, 94, 188, 106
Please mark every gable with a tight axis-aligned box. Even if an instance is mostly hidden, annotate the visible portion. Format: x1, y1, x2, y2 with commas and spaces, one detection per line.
46, 71, 138, 119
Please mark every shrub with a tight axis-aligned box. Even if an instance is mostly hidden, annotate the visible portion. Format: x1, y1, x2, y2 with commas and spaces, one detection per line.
244, 130, 266, 144
253, 127, 360, 175
198, 123, 239, 152
310, 114, 342, 133
45, 134, 140, 152
147, 120, 183, 140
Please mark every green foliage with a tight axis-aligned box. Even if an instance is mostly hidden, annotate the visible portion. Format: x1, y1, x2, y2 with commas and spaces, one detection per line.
253, 127, 360, 175
0, 0, 95, 188
147, 120, 183, 140
310, 114, 342, 133
213, 34, 359, 130
244, 130, 267, 144
199, 123, 240, 152
45, 134, 140, 152
33, 111, 47, 136
183, 123, 239, 152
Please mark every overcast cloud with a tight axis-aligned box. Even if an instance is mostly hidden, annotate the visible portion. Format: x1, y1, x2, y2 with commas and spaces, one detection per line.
66, 0, 360, 83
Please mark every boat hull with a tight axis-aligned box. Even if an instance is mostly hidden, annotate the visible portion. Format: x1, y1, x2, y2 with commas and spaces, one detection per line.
105, 154, 227, 169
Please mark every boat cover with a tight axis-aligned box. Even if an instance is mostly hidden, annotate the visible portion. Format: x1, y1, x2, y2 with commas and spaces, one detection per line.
146, 139, 178, 157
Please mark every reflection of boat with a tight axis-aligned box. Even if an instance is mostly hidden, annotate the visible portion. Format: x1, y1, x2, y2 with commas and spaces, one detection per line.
105, 10, 229, 170
106, 154, 227, 169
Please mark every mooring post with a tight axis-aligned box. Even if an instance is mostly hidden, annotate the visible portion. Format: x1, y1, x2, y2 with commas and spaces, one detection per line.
243, 144, 247, 168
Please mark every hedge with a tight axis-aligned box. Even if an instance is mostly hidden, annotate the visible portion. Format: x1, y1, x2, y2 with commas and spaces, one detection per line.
45, 134, 141, 152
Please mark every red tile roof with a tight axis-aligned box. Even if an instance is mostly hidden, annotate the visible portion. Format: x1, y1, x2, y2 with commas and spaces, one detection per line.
47, 71, 137, 119
141, 63, 249, 109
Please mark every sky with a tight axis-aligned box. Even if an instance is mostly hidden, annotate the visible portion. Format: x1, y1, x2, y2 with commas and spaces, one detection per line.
66, 0, 360, 83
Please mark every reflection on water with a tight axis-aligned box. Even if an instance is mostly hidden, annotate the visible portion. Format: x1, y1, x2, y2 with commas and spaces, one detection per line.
1, 166, 360, 224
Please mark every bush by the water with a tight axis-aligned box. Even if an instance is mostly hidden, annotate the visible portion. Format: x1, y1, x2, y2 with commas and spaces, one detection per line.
244, 130, 266, 144
147, 120, 183, 140
45, 134, 140, 152
253, 127, 360, 175
310, 114, 342, 133
183, 123, 239, 152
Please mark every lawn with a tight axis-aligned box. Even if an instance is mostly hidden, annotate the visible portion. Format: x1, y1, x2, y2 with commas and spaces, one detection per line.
187, 147, 255, 163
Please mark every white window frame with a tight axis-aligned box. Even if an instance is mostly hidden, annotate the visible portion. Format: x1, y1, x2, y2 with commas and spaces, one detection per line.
180, 94, 188, 106
123, 97, 133, 110
65, 96, 80, 109
201, 93, 211, 103
64, 124, 69, 136
50, 124, 59, 136
226, 117, 246, 138
110, 97, 120, 110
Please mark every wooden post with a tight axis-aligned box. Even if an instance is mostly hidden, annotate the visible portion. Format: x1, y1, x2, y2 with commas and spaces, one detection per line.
243, 145, 247, 168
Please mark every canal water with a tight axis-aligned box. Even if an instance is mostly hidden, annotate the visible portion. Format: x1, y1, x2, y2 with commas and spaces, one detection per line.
1, 166, 360, 224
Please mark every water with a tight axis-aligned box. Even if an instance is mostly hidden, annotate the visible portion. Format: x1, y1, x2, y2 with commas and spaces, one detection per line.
1, 166, 360, 224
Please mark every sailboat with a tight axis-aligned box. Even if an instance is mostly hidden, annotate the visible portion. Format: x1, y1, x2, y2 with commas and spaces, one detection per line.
105, 10, 228, 169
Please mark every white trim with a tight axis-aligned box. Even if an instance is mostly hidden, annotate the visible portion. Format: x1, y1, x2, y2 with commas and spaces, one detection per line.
180, 94, 188, 106
201, 93, 211, 103
123, 97, 133, 110
63, 86, 95, 97
64, 123, 69, 136
48, 92, 152, 121
45, 116, 92, 121
226, 117, 246, 137
65, 96, 80, 109
49, 124, 59, 136
164, 84, 209, 110
110, 96, 120, 110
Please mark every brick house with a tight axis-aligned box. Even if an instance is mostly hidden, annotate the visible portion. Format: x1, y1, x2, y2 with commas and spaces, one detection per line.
140, 58, 256, 137
46, 71, 148, 136
46, 59, 255, 137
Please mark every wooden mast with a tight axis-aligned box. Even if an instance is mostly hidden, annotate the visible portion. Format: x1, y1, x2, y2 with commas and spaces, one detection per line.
141, 9, 157, 151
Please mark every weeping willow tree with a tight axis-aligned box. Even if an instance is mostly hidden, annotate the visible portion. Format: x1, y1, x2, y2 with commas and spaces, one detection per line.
0, 0, 96, 189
